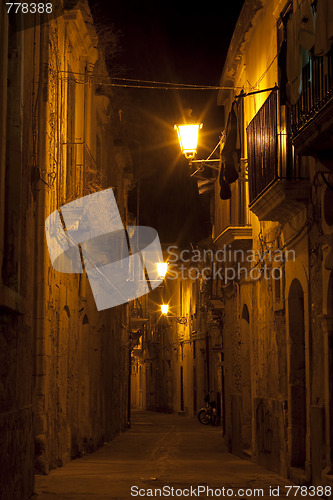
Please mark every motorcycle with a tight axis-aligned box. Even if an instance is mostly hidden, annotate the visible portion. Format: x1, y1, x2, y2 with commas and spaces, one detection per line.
197, 393, 217, 425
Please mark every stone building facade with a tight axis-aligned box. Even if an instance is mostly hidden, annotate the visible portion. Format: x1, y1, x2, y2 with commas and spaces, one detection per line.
215, 0, 333, 486
0, 2, 131, 498
131, 0, 333, 489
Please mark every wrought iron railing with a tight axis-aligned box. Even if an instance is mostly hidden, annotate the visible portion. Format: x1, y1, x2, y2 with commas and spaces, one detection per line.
291, 48, 333, 136
81, 143, 102, 196
130, 299, 144, 318
61, 142, 102, 202
246, 89, 307, 204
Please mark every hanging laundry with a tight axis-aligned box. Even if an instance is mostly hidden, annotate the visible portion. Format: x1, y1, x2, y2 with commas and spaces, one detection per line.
277, 14, 288, 104
314, 0, 333, 56
221, 99, 240, 184
299, 0, 315, 51
278, 40, 288, 104
286, 0, 315, 105
286, 7, 302, 104
197, 178, 215, 196
218, 163, 231, 200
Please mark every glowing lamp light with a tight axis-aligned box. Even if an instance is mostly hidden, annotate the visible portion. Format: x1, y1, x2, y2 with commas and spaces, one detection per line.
161, 304, 169, 315
174, 123, 203, 159
156, 262, 168, 278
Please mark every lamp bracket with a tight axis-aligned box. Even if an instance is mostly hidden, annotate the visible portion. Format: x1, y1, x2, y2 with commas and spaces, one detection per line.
191, 159, 220, 162
174, 317, 188, 326
164, 315, 188, 326
190, 159, 220, 171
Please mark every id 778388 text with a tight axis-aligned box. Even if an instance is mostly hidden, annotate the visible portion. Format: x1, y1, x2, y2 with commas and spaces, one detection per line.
6, 3, 53, 14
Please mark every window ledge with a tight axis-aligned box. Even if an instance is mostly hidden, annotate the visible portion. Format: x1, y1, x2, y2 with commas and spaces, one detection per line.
213, 225, 252, 250
249, 179, 310, 224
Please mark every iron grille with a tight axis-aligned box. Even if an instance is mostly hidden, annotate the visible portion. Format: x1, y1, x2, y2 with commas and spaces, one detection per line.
291, 48, 333, 136
247, 91, 279, 204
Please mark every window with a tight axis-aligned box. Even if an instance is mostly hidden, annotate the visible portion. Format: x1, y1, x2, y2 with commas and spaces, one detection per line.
273, 262, 285, 311
66, 69, 76, 202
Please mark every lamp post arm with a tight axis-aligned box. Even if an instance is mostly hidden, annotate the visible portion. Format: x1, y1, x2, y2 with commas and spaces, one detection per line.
190, 159, 220, 171
191, 159, 220, 163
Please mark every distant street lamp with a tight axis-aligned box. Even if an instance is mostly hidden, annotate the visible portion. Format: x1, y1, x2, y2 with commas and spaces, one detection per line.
160, 304, 188, 325
156, 262, 168, 279
161, 304, 169, 315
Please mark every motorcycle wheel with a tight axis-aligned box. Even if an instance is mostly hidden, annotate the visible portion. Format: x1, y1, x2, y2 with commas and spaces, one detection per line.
198, 409, 211, 425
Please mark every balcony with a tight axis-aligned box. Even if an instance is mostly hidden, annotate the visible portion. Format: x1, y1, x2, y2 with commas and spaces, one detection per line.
61, 142, 102, 202
247, 90, 309, 223
213, 225, 252, 252
291, 48, 333, 164
130, 300, 148, 334
214, 157, 252, 251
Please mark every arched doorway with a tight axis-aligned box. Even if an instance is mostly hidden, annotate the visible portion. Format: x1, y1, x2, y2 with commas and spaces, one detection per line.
288, 279, 306, 468
241, 304, 252, 453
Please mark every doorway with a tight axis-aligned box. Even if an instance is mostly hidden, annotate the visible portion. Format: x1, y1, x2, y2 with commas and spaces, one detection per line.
180, 366, 184, 412
241, 304, 252, 453
288, 279, 306, 468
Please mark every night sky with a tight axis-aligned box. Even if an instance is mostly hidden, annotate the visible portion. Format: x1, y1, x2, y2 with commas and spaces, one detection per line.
89, 1, 244, 82
89, 1, 245, 246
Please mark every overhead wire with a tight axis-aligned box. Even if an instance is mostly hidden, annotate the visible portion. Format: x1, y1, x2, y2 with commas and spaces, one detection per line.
55, 70, 251, 91
55, 71, 279, 96
54, 57, 281, 93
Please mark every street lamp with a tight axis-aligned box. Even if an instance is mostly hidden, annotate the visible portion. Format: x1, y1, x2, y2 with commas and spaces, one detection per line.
160, 304, 188, 325
161, 304, 169, 315
156, 262, 168, 279
174, 123, 203, 160
174, 122, 220, 171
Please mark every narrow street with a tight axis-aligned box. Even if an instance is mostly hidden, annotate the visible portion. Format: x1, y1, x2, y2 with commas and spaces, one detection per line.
35, 411, 321, 500
2, 2, 333, 499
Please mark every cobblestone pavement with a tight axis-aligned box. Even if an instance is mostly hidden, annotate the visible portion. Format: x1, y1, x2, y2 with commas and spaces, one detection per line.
34, 410, 325, 499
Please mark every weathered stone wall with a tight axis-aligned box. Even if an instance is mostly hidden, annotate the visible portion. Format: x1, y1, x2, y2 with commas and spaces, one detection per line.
0, 313, 34, 500
216, 0, 333, 486
0, 7, 36, 498
0, 2, 130, 497
34, 272, 129, 472
222, 283, 243, 455
306, 158, 332, 484
32, 5, 130, 474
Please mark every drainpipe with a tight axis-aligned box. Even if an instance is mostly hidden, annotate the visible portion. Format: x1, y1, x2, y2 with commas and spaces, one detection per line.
206, 331, 210, 394
128, 328, 132, 428
307, 204, 316, 480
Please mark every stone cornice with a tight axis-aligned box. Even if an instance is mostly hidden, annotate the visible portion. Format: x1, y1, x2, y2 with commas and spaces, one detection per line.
217, 0, 264, 106
63, 7, 98, 66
